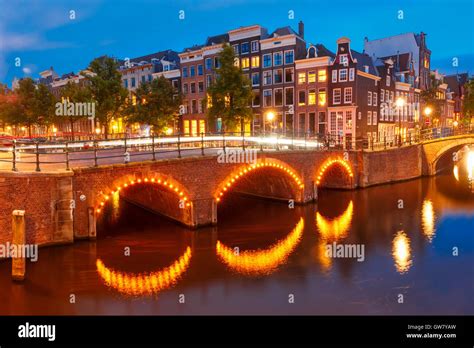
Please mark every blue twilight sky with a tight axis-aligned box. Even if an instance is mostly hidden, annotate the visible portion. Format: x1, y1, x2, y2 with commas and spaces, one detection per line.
0, 0, 473, 87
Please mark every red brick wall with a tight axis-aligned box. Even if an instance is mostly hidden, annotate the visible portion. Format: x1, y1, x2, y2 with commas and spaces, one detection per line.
0, 172, 74, 251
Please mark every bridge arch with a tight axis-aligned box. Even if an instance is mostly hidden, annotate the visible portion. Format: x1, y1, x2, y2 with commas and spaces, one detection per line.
425, 136, 474, 175
315, 157, 354, 188
214, 158, 304, 204
94, 173, 193, 226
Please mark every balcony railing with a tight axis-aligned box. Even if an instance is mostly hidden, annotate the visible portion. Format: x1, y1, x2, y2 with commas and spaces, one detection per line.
0, 125, 472, 172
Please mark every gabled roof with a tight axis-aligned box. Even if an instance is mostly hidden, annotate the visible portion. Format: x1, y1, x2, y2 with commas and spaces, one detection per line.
315, 44, 335, 59
270, 26, 303, 40
205, 33, 229, 46
445, 73, 469, 95
118, 50, 179, 66
351, 50, 378, 76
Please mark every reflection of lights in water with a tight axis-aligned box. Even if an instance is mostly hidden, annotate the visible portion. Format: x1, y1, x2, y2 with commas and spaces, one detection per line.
316, 242, 332, 272
467, 151, 474, 181
96, 247, 192, 296
453, 165, 459, 182
215, 218, 304, 276
316, 201, 353, 241
421, 200, 436, 242
392, 231, 412, 274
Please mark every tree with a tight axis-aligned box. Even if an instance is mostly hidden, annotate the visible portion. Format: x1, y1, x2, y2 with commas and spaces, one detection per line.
59, 81, 93, 140
462, 78, 474, 126
206, 44, 254, 133
125, 76, 181, 134
85, 56, 128, 138
33, 83, 56, 132
0, 79, 55, 137
420, 75, 444, 127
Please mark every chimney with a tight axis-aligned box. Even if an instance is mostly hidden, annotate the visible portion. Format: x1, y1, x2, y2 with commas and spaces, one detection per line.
298, 21, 304, 39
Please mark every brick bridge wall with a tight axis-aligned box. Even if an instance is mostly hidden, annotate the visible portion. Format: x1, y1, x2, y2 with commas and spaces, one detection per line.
0, 136, 472, 248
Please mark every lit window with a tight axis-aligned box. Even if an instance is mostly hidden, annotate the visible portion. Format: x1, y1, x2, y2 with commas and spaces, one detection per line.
318, 88, 326, 106
241, 57, 250, 69
308, 71, 316, 83
298, 72, 306, 84
251, 56, 260, 68
318, 69, 327, 82
308, 89, 316, 105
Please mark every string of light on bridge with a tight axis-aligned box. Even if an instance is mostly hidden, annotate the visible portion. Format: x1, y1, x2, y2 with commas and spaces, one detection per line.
316, 158, 354, 186
215, 161, 304, 203
95, 177, 190, 214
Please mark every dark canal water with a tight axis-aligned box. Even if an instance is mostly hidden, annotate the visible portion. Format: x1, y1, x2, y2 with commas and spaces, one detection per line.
0, 160, 473, 315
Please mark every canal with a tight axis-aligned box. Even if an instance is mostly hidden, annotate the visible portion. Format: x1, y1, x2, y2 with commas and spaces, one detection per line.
0, 158, 473, 315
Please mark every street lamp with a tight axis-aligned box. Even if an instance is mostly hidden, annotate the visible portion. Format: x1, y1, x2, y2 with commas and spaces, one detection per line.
266, 111, 275, 135
423, 106, 433, 129
396, 97, 406, 146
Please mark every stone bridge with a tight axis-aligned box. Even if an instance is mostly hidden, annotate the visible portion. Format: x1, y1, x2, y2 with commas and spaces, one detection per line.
0, 134, 472, 248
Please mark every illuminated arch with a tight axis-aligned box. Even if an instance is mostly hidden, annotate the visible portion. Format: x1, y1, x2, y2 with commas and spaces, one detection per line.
315, 158, 354, 186
316, 200, 354, 241
215, 218, 304, 276
215, 159, 304, 203
95, 175, 191, 214
96, 247, 192, 296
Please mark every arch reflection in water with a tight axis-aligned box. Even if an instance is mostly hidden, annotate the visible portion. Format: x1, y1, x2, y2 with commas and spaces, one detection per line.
215, 218, 304, 276
392, 231, 412, 274
316, 201, 354, 241
421, 199, 436, 242
96, 247, 192, 296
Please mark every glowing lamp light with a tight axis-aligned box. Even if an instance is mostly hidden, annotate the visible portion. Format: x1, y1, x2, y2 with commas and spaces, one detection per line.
165, 127, 173, 135
424, 106, 432, 116
266, 111, 275, 121
95, 127, 101, 135
395, 97, 406, 108
215, 161, 303, 203
95, 177, 190, 215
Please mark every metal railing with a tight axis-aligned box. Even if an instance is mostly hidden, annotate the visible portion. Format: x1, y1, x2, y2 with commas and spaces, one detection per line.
0, 126, 472, 172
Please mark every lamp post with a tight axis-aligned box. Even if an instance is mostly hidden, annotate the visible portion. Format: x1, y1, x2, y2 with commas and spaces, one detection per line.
266, 111, 275, 136
396, 97, 406, 146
